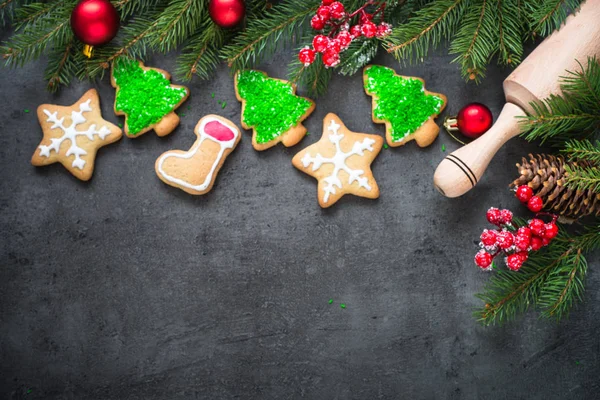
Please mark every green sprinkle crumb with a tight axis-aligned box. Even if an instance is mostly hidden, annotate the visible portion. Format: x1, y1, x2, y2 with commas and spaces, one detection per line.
340, 303, 346, 309
221, 101, 227, 109
27, 389, 32, 393
383, 143, 389, 149
306, 132, 310, 136
441, 144, 446, 152
211, 92, 215, 98
180, 113, 186, 117
328, 299, 333, 304
24, 109, 30, 113
575, 361, 580, 365
118, 123, 123, 128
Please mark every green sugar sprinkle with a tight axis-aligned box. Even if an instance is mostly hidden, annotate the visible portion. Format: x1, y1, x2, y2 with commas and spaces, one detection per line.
340, 303, 346, 309
441, 144, 446, 152
328, 299, 333, 304
113, 58, 188, 135
118, 122, 123, 128
221, 101, 227, 109
236, 70, 312, 144
211, 92, 215, 98
364, 65, 444, 143
24, 109, 30, 113
383, 143, 389, 149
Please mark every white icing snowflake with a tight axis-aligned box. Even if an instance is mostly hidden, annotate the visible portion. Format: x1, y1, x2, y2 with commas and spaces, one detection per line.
39, 99, 112, 170
301, 119, 376, 204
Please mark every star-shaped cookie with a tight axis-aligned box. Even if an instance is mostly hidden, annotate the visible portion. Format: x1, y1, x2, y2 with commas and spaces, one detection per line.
292, 113, 384, 208
31, 89, 122, 181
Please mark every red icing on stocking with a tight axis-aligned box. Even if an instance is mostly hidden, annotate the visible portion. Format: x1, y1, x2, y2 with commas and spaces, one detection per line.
204, 120, 234, 142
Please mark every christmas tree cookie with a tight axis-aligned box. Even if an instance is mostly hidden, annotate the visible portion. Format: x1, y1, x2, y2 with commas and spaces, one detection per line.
31, 89, 122, 181
363, 65, 447, 148
234, 69, 315, 151
111, 58, 189, 138
292, 113, 383, 208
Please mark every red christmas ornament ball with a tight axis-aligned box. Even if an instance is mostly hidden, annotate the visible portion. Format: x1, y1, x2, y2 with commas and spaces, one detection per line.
456, 102, 493, 139
209, 0, 245, 28
70, 0, 119, 46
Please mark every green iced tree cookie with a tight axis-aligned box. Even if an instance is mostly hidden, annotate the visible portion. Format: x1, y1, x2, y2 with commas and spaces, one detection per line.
235, 70, 315, 151
112, 58, 189, 138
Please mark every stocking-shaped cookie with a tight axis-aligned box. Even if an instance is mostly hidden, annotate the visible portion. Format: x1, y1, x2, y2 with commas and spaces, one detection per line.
112, 58, 189, 138
155, 115, 240, 195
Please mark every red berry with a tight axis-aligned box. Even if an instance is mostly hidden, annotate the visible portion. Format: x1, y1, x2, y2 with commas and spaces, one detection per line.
500, 209, 513, 225
322, 48, 340, 67
475, 250, 493, 269
496, 230, 515, 250
327, 38, 341, 53
530, 236, 543, 251
528, 219, 545, 237
336, 30, 352, 49
515, 185, 534, 203
544, 223, 559, 239
361, 21, 377, 38
312, 34, 329, 53
329, 1, 345, 19
517, 227, 531, 238
321, 0, 334, 5
360, 12, 373, 23
376, 22, 392, 38
514, 234, 531, 251
480, 229, 497, 247
527, 196, 543, 212
542, 237, 551, 247
316, 5, 331, 21
506, 254, 524, 271
517, 251, 529, 263
349, 25, 362, 38
298, 47, 316, 66
311, 15, 326, 30
486, 207, 502, 225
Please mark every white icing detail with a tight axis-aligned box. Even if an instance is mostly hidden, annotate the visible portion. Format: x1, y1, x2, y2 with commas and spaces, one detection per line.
301, 119, 375, 203
156, 117, 239, 191
38, 99, 111, 169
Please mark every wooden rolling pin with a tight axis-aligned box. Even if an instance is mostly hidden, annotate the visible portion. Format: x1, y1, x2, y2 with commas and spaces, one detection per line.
433, 0, 600, 198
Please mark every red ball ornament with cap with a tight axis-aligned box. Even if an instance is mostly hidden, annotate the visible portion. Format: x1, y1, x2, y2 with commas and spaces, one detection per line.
444, 102, 494, 142
70, 0, 120, 58
209, 0, 246, 28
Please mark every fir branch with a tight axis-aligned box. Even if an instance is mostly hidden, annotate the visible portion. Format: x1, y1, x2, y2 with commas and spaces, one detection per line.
564, 164, 600, 193
337, 39, 379, 76
12, 1, 62, 30
222, 1, 319, 70
44, 34, 76, 92
529, 0, 583, 37
496, 0, 524, 66
115, 0, 166, 19
563, 139, 600, 164
149, 0, 205, 52
176, 23, 224, 81
0, 0, 30, 24
384, 0, 467, 62
288, 53, 332, 98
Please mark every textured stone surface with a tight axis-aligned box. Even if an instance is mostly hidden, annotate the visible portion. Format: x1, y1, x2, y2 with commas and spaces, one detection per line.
1, 41, 599, 399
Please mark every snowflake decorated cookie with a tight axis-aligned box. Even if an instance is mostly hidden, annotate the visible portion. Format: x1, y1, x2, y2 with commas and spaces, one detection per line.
235, 69, 315, 151
111, 58, 189, 138
363, 65, 447, 147
292, 113, 384, 208
155, 115, 241, 195
31, 89, 122, 181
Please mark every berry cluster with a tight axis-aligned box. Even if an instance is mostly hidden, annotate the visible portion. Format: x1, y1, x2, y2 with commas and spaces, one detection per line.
514, 185, 544, 212
474, 207, 559, 272
298, 1, 392, 68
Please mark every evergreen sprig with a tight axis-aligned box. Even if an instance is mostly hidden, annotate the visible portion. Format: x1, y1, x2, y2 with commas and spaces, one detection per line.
475, 222, 599, 325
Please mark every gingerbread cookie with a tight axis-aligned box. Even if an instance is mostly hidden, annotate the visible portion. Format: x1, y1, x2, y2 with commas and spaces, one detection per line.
31, 89, 122, 181
111, 58, 189, 138
234, 69, 315, 151
292, 113, 383, 208
363, 65, 446, 147
155, 115, 240, 195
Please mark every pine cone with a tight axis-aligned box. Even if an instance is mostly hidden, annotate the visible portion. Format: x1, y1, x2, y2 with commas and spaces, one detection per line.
510, 154, 600, 219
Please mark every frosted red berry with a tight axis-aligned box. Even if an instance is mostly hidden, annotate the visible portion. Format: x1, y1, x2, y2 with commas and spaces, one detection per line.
349, 25, 362, 37
514, 234, 531, 251
376, 22, 392, 38
486, 207, 502, 225
530, 236, 543, 251
311, 15, 326, 30
480, 229, 497, 247
517, 251, 529, 263
528, 219, 545, 237
361, 21, 377, 38
321, 0, 334, 5
360, 12, 373, 23
542, 237, 551, 247
499, 209, 513, 225
517, 227, 531, 238
329, 2, 345, 19
298, 47, 316, 66
327, 38, 341, 53
527, 195, 543, 212
317, 5, 331, 21
313, 35, 329, 53
496, 230, 514, 250
515, 185, 534, 203
475, 250, 493, 269
336, 30, 352, 49
544, 223, 558, 239
322, 48, 340, 67
506, 254, 524, 271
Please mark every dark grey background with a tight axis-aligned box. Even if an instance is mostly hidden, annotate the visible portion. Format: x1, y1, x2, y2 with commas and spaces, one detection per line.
1, 36, 599, 399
